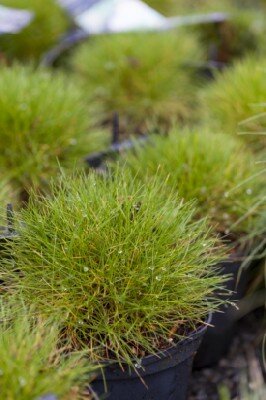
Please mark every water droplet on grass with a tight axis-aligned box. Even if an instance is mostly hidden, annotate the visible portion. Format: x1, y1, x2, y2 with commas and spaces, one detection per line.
134, 361, 142, 369
19, 377, 26, 387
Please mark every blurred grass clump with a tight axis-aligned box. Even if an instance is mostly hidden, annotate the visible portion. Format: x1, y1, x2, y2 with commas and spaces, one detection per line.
0, 0, 69, 62
0, 64, 106, 200
123, 129, 264, 234
147, 0, 266, 62
70, 30, 203, 134
201, 56, 266, 151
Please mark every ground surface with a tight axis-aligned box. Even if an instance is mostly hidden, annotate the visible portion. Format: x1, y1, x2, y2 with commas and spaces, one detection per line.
188, 311, 265, 400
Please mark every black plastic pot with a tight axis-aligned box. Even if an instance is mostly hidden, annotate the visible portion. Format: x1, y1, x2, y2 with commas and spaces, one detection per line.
90, 316, 210, 400
0, 204, 17, 253
193, 248, 250, 369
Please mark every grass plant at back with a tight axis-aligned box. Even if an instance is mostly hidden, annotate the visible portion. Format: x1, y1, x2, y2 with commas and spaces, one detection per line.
71, 30, 203, 133
0, 298, 96, 400
0, 0, 69, 63
1, 171, 227, 366
201, 56, 266, 152
0, 64, 106, 201
146, 0, 266, 61
123, 129, 264, 236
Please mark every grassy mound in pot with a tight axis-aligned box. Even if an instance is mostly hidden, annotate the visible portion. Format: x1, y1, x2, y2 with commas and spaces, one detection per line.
1, 170, 227, 366
0, 298, 96, 400
70, 30, 203, 133
0, 0, 69, 63
201, 56, 266, 152
0, 64, 107, 201
122, 129, 264, 235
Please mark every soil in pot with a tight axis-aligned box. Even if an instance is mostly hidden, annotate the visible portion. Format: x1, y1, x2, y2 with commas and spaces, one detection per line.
90, 318, 210, 400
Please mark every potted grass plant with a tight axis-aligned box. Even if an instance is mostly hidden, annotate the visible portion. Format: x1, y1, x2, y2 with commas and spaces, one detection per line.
70, 29, 203, 134
201, 56, 266, 152
0, 64, 107, 203
0, 170, 227, 399
0, 0, 69, 63
0, 298, 96, 400
121, 128, 264, 367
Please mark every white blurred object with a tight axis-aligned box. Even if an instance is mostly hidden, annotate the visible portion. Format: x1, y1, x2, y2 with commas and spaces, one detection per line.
0, 5, 33, 35
58, 0, 228, 34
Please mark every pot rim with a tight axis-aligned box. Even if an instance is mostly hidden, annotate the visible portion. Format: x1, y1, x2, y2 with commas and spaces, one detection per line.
95, 312, 212, 376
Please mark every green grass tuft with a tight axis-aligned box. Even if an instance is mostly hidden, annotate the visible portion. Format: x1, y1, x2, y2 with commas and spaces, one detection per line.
0, 64, 106, 200
0, 0, 69, 62
70, 30, 203, 133
1, 170, 227, 366
0, 298, 95, 400
201, 56, 266, 151
122, 128, 264, 234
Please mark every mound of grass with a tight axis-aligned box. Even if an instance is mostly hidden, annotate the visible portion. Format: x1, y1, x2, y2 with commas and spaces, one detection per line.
70, 30, 203, 133
1, 171, 227, 366
0, 0, 69, 62
0, 298, 95, 400
0, 64, 106, 200
123, 129, 264, 234
201, 56, 266, 151
148, 1, 266, 62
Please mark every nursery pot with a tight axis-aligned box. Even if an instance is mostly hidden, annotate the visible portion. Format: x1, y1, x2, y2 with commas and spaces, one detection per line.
90, 316, 210, 400
193, 246, 250, 369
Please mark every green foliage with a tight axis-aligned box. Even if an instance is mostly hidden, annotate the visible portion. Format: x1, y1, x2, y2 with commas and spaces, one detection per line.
123, 129, 264, 234
0, 298, 95, 400
144, 1, 177, 15
1, 171, 227, 366
0, 0, 69, 62
201, 56, 266, 151
148, 1, 266, 61
0, 64, 105, 199
71, 30, 203, 133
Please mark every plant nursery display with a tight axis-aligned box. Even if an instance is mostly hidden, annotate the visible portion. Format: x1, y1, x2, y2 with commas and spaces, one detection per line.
70, 30, 203, 133
0, 298, 96, 400
0, 170, 228, 399
0, 64, 104, 202
202, 56, 266, 151
0, 0, 69, 62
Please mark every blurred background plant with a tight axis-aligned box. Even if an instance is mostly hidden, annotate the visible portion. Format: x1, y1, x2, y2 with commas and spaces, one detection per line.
70, 30, 203, 134
146, 0, 266, 62
201, 56, 266, 152
122, 128, 263, 236
0, 64, 107, 202
0, 0, 70, 63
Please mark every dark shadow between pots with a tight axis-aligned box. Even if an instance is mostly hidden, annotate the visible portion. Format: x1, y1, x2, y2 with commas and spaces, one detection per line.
193, 243, 258, 369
